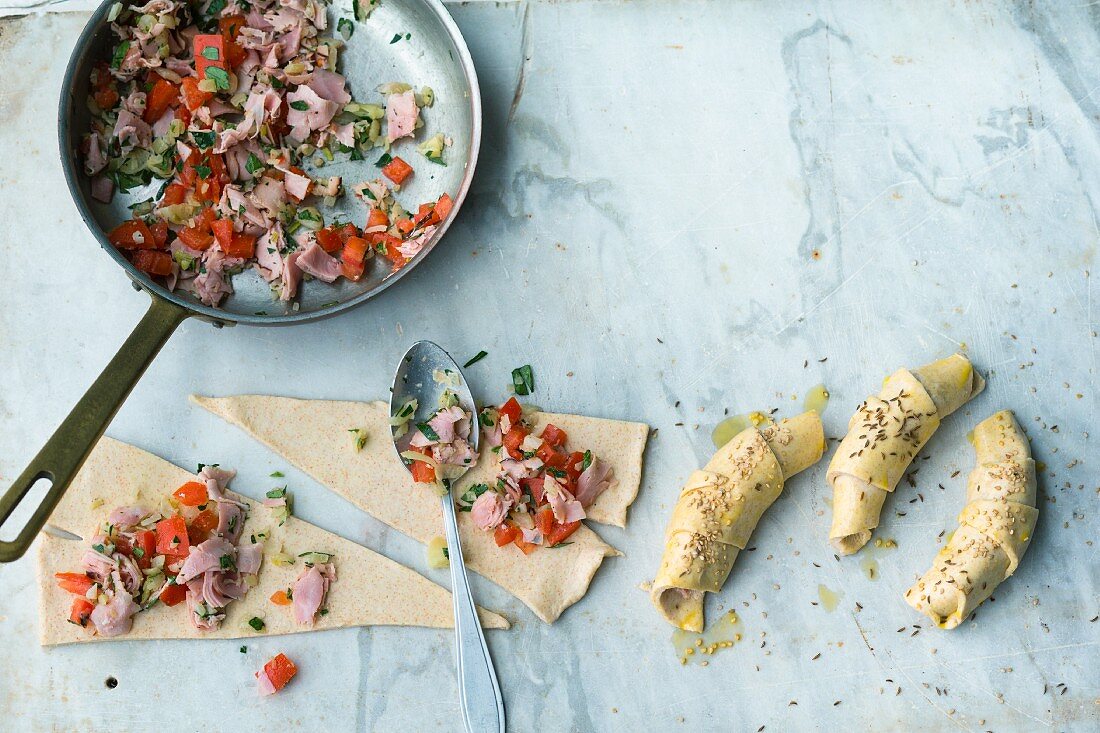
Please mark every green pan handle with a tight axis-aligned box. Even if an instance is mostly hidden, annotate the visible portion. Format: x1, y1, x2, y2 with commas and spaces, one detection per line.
0, 295, 188, 562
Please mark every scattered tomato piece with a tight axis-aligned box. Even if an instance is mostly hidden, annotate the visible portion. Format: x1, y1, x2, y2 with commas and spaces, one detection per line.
172, 480, 208, 507
493, 522, 519, 548
155, 515, 190, 558
188, 508, 219, 545
194, 34, 228, 80
223, 232, 256, 259
498, 397, 522, 427
340, 235, 371, 281
159, 581, 187, 607
132, 250, 174, 277
545, 519, 581, 547
108, 219, 157, 250
261, 653, 298, 694
381, 156, 413, 185
180, 76, 213, 112
143, 76, 179, 124
68, 597, 96, 627
270, 589, 292, 606
55, 572, 95, 595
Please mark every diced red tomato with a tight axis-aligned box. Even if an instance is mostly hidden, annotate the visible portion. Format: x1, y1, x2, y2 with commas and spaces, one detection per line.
536, 442, 568, 469
132, 251, 174, 277
365, 207, 389, 231
434, 193, 454, 221
375, 234, 405, 267
161, 183, 189, 207
498, 397, 522, 427
218, 16, 248, 68
513, 534, 538, 555
540, 424, 567, 448
521, 477, 545, 504
394, 217, 414, 236
315, 227, 342, 253
194, 34, 227, 80
413, 202, 439, 228
262, 653, 298, 693
188, 509, 219, 545
173, 480, 208, 507
535, 506, 555, 536
178, 224, 214, 251
180, 76, 213, 112
502, 425, 529, 460
340, 235, 371, 281
133, 529, 156, 569
55, 572, 95, 595
155, 515, 190, 557
493, 522, 519, 547
68, 597, 96, 627
224, 232, 256, 259
143, 77, 179, 124
92, 61, 119, 110
108, 219, 157, 250
150, 221, 169, 248
159, 581, 187, 607
211, 218, 235, 249
408, 446, 436, 484
545, 520, 581, 547
381, 156, 413, 185
565, 451, 586, 481
270, 589, 292, 606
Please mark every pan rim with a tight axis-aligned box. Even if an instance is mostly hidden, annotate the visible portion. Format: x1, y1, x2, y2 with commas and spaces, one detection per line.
59, 0, 482, 327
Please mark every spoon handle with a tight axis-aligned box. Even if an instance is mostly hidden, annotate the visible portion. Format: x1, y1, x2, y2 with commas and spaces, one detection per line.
441, 495, 506, 733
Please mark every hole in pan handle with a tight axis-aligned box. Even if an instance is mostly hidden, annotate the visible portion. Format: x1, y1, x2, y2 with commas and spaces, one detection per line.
0, 295, 188, 562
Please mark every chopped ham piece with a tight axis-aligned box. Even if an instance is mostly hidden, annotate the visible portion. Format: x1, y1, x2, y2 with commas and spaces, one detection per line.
385, 89, 419, 143
88, 590, 140, 637
295, 242, 342, 282
574, 458, 615, 507
291, 563, 334, 625
471, 491, 510, 531
543, 475, 585, 524
282, 167, 312, 201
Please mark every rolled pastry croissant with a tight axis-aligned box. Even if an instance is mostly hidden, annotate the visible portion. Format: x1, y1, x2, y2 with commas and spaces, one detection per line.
828, 354, 985, 555
905, 410, 1038, 629
651, 412, 825, 631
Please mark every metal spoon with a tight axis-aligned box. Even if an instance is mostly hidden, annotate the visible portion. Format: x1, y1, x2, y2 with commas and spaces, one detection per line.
390, 340, 506, 733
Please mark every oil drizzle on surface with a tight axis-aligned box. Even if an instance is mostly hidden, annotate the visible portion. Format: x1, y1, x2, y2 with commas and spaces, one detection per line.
860, 537, 897, 581
711, 411, 770, 449
672, 610, 743, 665
803, 384, 830, 414
817, 584, 842, 612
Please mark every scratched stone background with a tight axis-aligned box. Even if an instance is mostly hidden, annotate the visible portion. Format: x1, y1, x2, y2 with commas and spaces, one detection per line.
0, 1, 1097, 731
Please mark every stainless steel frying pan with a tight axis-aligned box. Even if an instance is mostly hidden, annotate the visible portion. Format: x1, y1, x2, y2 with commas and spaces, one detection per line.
0, 0, 481, 561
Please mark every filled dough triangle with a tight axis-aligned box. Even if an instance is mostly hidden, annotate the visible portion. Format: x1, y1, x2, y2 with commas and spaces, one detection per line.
39, 437, 507, 646
192, 395, 649, 623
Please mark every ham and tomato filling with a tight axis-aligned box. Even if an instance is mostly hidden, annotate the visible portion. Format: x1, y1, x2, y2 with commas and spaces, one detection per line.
461, 397, 616, 554
55, 465, 263, 636
87, 0, 454, 307
395, 390, 479, 490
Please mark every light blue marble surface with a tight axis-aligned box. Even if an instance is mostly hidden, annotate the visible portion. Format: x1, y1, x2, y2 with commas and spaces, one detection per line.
0, 1, 1097, 731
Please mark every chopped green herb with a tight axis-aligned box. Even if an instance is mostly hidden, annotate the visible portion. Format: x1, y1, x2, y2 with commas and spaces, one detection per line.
349, 428, 368, 452
582, 450, 593, 471
239, 646, 247, 653
110, 41, 130, 70
219, 554, 235, 570
374, 152, 392, 167
245, 153, 265, 175
190, 130, 216, 150
248, 617, 265, 632
266, 487, 288, 499
337, 17, 354, 40
201, 46, 220, 61
457, 483, 490, 511
204, 65, 231, 91
132, 547, 145, 559
389, 33, 402, 44
193, 164, 212, 180
270, 471, 284, 478
463, 351, 488, 368
416, 422, 440, 442
511, 364, 535, 395
290, 100, 310, 112
549, 542, 574, 549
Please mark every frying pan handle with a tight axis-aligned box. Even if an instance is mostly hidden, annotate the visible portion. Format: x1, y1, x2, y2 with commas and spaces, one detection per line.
0, 295, 187, 562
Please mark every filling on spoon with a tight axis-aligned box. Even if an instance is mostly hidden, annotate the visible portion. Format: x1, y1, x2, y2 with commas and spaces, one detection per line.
467, 397, 616, 554
394, 383, 479, 494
